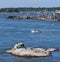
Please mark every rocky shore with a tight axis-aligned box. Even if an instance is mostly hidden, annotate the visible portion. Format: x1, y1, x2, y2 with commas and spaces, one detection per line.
5, 10, 60, 21
6, 43, 56, 57
5, 15, 60, 21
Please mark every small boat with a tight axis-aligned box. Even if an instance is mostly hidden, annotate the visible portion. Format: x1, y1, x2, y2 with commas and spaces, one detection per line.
31, 29, 40, 33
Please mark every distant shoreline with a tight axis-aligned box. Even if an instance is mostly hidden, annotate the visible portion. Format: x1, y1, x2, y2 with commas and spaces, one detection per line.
0, 7, 60, 12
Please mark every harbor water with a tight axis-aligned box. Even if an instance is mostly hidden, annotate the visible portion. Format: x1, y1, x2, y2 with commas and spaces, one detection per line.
0, 13, 60, 62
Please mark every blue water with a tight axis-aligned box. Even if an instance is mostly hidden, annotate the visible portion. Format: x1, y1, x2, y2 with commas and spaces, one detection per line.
0, 14, 60, 62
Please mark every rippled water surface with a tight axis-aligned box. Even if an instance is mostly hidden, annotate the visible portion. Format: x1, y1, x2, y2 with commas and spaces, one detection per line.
0, 13, 60, 62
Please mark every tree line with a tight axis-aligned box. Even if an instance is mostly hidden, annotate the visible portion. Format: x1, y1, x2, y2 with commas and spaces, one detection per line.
0, 7, 60, 12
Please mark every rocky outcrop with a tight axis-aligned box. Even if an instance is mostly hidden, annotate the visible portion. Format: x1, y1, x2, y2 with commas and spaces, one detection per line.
6, 16, 16, 19
6, 15, 31, 19
6, 43, 56, 57
5, 15, 59, 21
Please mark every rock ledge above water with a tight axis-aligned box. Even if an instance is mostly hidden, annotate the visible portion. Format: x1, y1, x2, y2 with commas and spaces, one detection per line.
6, 43, 56, 57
